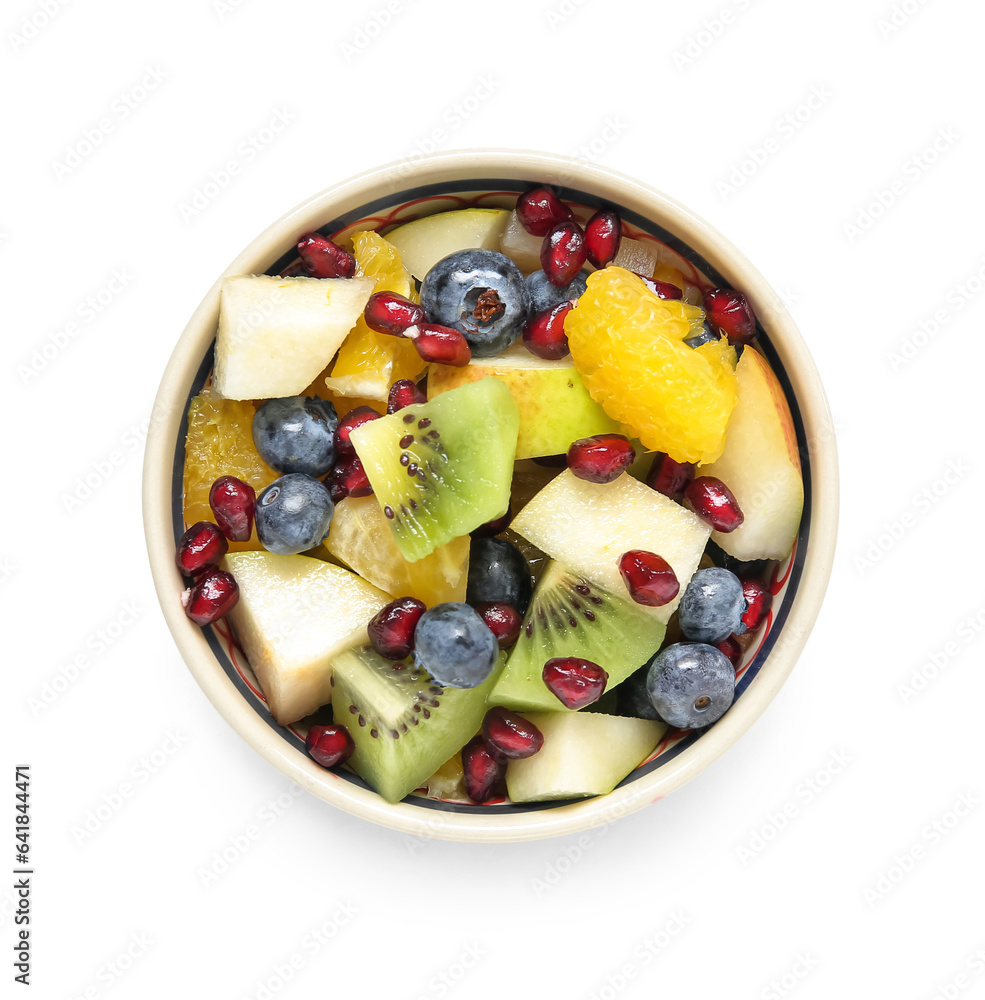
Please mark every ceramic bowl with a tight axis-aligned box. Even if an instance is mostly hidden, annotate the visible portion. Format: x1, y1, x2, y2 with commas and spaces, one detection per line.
143, 149, 838, 843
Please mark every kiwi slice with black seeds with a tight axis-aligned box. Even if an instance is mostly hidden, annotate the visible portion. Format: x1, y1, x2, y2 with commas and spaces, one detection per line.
490, 560, 667, 713
330, 645, 504, 803
349, 378, 519, 563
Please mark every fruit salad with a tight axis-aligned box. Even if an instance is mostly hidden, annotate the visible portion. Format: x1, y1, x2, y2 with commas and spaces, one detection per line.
175, 186, 805, 807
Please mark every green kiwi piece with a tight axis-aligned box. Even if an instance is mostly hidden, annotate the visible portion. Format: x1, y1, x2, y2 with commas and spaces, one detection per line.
330, 645, 505, 803
349, 378, 519, 562
491, 560, 667, 713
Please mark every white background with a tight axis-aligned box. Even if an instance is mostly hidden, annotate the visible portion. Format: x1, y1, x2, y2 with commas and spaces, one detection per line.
5, 0, 985, 997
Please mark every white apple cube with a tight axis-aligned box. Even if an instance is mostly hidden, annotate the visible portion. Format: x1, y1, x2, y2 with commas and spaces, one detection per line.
223, 552, 389, 725
511, 470, 711, 622
213, 274, 374, 400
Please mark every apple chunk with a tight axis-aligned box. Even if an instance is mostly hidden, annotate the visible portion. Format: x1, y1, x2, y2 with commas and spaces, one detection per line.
383, 208, 509, 280
214, 274, 374, 400
700, 347, 804, 561
427, 343, 621, 460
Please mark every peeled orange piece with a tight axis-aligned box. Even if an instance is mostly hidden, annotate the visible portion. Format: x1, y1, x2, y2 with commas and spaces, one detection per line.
565, 267, 737, 465
182, 392, 278, 551
324, 231, 426, 400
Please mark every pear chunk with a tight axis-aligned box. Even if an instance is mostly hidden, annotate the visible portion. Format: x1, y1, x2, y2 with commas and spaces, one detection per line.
384, 208, 509, 280
223, 552, 389, 725
700, 347, 804, 561
427, 343, 620, 460
511, 470, 710, 622
506, 713, 665, 801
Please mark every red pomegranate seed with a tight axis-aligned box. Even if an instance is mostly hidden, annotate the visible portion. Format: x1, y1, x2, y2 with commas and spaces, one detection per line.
523, 301, 572, 360
618, 550, 680, 607
542, 657, 608, 710
306, 724, 355, 768
482, 707, 543, 759
409, 323, 471, 366
716, 635, 742, 668
279, 259, 307, 278
475, 602, 522, 648
515, 186, 573, 237
462, 736, 507, 803
364, 291, 425, 337
175, 521, 228, 577
646, 452, 695, 501
325, 453, 373, 503
703, 288, 756, 345
637, 274, 684, 300
739, 578, 772, 633
387, 379, 427, 413
567, 434, 636, 484
541, 221, 588, 286
181, 568, 238, 625
335, 406, 380, 456
685, 476, 744, 532
472, 506, 512, 536
209, 475, 256, 541
585, 209, 622, 268
367, 596, 427, 660
297, 232, 356, 279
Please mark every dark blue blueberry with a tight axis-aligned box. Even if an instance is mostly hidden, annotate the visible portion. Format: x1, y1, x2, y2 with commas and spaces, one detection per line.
420, 249, 530, 358
255, 474, 334, 555
645, 642, 735, 728
413, 603, 499, 688
526, 269, 588, 314
677, 567, 745, 643
684, 321, 720, 350
615, 665, 661, 721
704, 540, 771, 582
466, 537, 533, 615
252, 396, 338, 477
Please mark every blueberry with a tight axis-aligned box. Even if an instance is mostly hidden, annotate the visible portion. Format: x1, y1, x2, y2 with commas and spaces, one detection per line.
413, 603, 499, 688
645, 642, 735, 728
253, 396, 338, 477
466, 537, 533, 615
677, 567, 745, 643
420, 249, 530, 358
255, 474, 334, 555
526, 269, 588, 314
683, 321, 719, 350
704, 540, 771, 582
615, 665, 661, 721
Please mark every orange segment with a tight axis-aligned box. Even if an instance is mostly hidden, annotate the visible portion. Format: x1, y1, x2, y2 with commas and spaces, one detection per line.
564, 267, 737, 465
182, 392, 279, 551
324, 232, 426, 400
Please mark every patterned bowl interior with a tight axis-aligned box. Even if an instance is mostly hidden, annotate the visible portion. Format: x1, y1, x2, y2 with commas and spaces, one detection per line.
172, 180, 811, 816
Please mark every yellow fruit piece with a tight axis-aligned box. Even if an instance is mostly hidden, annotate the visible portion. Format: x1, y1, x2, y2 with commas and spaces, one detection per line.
317, 495, 470, 606
182, 392, 278, 551
652, 264, 686, 287
422, 753, 467, 800
653, 264, 702, 305
298, 364, 384, 419
565, 267, 738, 465
324, 231, 425, 400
